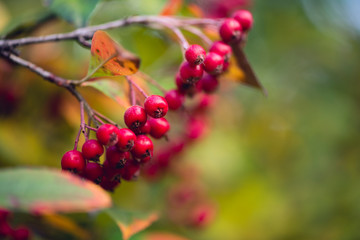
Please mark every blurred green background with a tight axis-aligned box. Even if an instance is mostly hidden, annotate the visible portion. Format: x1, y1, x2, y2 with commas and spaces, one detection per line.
0, 0, 360, 239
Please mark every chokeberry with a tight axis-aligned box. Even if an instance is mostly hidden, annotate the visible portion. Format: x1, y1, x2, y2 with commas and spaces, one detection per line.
61, 150, 86, 174
185, 44, 206, 65
124, 105, 147, 130
116, 128, 136, 151
209, 41, 232, 61
219, 18, 242, 43
165, 89, 185, 110
200, 75, 219, 93
83, 161, 103, 183
148, 118, 170, 139
106, 146, 131, 168
82, 139, 104, 161
203, 52, 224, 75
144, 95, 169, 118
119, 159, 141, 181
96, 124, 119, 146
233, 10, 253, 31
11, 226, 30, 240
179, 62, 204, 84
131, 135, 153, 163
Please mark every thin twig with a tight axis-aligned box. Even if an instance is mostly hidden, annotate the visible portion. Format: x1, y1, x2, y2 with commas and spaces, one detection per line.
182, 26, 213, 46
93, 110, 118, 126
126, 76, 148, 99
138, 72, 167, 94
85, 125, 98, 132
127, 78, 136, 106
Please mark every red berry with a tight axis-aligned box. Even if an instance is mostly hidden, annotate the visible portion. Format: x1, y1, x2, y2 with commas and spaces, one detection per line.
179, 62, 204, 84
106, 146, 131, 168
131, 135, 153, 163
186, 117, 208, 140
185, 44, 206, 65
176, 73, 192, 93
209, 41, 232, 61
148, 118, 170, 139
100, 176, 120, 192
96, 124, 119, 146
82, 139, 104, 161
11, 226, 30, 240
189, 204, 215, 228
124, 105, 147, 130
165, 89, 185, 110
233, 10, 253, 31
132, 120, 151, 135
119, 159, 141, 181
0, 208, 10, 223
103, 160, 122, 182
83, 162, 103, 183
144, 95, 169, 118
219, 18, 242, 43
200, 75, 219, 93
61, 150, 85, 174
116, 128, 136, 151
203, 52, 224, 75
0, 221, 12, 237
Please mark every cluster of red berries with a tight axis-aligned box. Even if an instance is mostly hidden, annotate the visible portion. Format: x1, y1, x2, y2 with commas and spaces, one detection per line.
61, 95, 170, 191
0, 209, 31, 240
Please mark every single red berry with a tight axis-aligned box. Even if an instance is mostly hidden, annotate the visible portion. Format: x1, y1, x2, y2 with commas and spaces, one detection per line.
124, 105, 147, 130
179, 62, 204, 84
106, 146, 131, 169
209, 41, 232, 61
144, 95, 169, 118
116, 128, 136, 151
131, 135, 153, 163
165, 89, 185, 110
176, 72, 192, 93
11, 226, 30, 240
96, 124, 119, 146
186, 117, 208, 140
203, 52, 224, 75
200, 75, 219, 93
100, 176, 120, 192
61, 150, 86, 174
219, 18, 242, 43
233, 10, 253, 31
83, 161, 103, 183
82, 139, 104, 161
185, 44, 206, 65
132, 120, 151, 135
0, 208, 10, 223
119, 159, 141, 181
0, 221, 12, 237
148, 118, 170, 139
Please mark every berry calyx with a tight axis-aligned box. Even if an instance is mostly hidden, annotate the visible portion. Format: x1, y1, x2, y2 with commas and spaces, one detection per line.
209, 41, 232, 62
185, 44, 206, 65
200, 75, 219, 93
106, 146, 131, 168
165, 89, 185, 110
61, 150, 86, 173
203, 52, 224, 75
179, 62, 204, 84
176, 73, 192, 93
81, 139, 104, 161
148, 118, 170, 139
116, 128, 136, 151
131, 135, 153, 163
124, 105, 147, 130
144, 95, 169, 118
83, 162, 103, 183
219, 18, 242, 43
233, 10, 253, 31
96, 124, 119, 146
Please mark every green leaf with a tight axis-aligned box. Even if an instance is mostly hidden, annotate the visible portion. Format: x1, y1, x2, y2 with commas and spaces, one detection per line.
45, 0, 99, 27
106, 207, 158, 240
0, 168, 112, 213
83, 78, 127, 106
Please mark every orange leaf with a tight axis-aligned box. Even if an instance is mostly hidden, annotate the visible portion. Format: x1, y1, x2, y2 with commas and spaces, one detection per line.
160, 0, 182, 16
89, 31, 140, 77
107, 208, 158, 240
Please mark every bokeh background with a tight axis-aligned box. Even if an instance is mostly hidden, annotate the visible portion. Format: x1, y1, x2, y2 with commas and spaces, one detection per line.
0, 0, 360, 239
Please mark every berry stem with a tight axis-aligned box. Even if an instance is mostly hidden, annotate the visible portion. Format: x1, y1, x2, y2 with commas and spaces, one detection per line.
127, 77, 136, 106
85, 125, 98, 131
182, 26, 212, 46
86, 117, 92, 139
126, 76, 149, 99
93, 110, 118, 126
93, 115, 105, 125
80, 101, 87, 141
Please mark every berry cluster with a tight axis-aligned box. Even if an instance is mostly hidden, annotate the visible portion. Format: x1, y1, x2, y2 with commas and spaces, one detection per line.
0, 209, 31, 240
61, 95, 170, 192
